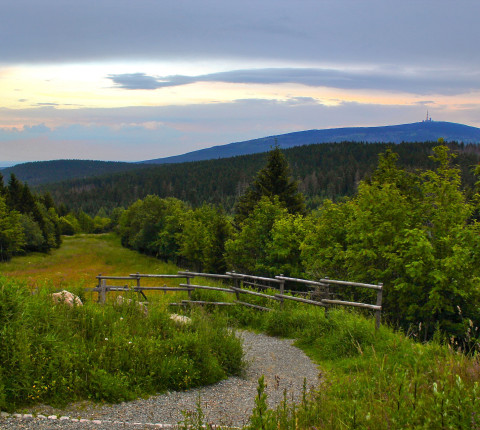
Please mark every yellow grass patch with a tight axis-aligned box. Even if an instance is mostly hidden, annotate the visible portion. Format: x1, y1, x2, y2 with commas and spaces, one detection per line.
0, 234, 181, 295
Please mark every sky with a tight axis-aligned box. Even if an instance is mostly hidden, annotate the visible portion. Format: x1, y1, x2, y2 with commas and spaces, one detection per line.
1, 0, 480, 165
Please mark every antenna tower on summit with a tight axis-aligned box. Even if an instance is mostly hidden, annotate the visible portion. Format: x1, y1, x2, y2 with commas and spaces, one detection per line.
423, 110, 432, 122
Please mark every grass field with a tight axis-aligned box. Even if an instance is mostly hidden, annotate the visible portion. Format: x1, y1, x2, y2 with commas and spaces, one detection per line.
0, 233, 180, 291
0, 236, 244, 411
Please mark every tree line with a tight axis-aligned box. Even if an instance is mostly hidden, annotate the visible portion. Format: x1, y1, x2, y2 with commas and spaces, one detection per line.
0, 173, 117, 261
117, 145, 480, 341
0, 173, 62, 260
40, 140, 480, 216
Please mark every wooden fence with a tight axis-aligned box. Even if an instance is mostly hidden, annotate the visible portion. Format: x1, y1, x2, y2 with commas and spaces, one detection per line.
86, 271, 383, 329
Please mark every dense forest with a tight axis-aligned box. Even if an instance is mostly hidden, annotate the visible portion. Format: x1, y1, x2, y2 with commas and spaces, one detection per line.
38, 140, 480, 216
0, 173, 62, 261
0, 172, 116, 261
116, 144, 480, 342
2, 159, 152, 186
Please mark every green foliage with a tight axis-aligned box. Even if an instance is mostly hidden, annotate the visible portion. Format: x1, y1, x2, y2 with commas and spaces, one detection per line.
227, 305, 480, 430
178, 204, 232, 272
302, 145, 480, 339
118, 196, 188, 261
0, 277, 243, 410
247, 375, 276, 430
0, 196, 24, 261
58, 214, 81, 235
76, 211, 94, 233
301, 200, 351, 280
93, 215, 111, 233
0, 174, 63, 256
226, 197, 288, 276
234, 145, 305, 225
19, 214, 45, 251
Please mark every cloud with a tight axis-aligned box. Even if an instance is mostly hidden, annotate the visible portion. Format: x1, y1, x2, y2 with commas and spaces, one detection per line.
4, 97, 475, 162
2, 0, 480, 70
108, 67, 480, 96
107, 73, 169, 90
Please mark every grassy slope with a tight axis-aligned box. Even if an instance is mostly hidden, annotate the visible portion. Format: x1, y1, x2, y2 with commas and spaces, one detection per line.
0, 233, 180, 291
0, 236, 243, 411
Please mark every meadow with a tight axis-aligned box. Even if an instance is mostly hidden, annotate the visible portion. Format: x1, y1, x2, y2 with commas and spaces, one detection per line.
1, 234, 479, 428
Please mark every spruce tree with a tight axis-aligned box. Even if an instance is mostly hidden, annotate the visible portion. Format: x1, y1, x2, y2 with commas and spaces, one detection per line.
6, 174, 23, 210
234, 145, 305, 225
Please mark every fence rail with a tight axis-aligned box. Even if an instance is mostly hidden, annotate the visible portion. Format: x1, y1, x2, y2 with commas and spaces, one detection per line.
87, 270, 383, 329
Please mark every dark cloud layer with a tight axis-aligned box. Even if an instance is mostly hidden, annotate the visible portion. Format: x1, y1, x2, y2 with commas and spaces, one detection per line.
1, 0, 480, 69
108, 67, 480, 96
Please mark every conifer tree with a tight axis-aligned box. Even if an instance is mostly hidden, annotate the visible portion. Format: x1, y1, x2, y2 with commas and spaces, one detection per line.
234, 145, 305, 225
0, 172, 6, 196
6, 174, 23, 210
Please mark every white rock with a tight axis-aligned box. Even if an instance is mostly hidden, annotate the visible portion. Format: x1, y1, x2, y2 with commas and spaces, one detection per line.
52, 290, 83, 307
169, 313, 192, 324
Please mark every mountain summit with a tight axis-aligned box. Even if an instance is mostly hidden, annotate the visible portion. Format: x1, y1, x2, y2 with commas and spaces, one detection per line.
142, 121, 480, 165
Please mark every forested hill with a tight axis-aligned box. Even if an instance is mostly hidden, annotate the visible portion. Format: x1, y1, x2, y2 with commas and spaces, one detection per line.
3, 122, 479, 186
142, 121, 480, 164
1, 159, 154, 186
41, 140, 480, 215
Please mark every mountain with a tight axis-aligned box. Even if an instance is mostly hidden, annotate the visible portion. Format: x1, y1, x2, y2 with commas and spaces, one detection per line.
1, 159, 153, 186
141, 121, 480, 164
3, 121, 479, 187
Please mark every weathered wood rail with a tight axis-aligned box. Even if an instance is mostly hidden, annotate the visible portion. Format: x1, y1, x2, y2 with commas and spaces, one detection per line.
86, 270, 383, 329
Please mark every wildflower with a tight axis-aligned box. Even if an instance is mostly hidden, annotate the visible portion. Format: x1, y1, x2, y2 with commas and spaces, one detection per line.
105, 338, 108, 341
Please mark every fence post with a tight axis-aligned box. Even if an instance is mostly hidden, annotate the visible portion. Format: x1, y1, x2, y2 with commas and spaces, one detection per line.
100, 279, 107, 304
278, 274, 285, 309
186, 271, 192, 300
232, 271, 240, 300
135, 272, 148, 301
375, 283, 383, 330
97, 274, 102, 303
323, 277, 330, 319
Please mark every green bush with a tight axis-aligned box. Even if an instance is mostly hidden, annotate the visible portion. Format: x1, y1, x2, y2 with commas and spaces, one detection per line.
0, 277, 243, 411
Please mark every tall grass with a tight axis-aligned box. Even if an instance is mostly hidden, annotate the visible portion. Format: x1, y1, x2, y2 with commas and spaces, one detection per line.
185, 287, 480, 428
233, 306, 480, 428
2, 234, 479, 427
0, 277, 244, 411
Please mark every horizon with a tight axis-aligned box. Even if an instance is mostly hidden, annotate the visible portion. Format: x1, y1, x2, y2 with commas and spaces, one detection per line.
2, 1, 480, 163
2, 119, 478, 167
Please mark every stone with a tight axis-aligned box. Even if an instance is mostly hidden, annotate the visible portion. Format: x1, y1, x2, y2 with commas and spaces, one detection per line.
52, 290, 83, 307
170, 313, 192, 324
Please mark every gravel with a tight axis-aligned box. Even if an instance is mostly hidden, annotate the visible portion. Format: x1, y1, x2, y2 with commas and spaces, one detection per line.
0, 330, 320, 429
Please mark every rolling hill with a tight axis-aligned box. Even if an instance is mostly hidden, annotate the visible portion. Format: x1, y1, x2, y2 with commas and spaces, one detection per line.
3, 121, 480, 186
141, 121, 480, 164
1, 159, 154, 186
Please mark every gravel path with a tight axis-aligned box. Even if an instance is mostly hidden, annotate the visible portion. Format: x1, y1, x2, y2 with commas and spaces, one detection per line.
0, 330, 320, 429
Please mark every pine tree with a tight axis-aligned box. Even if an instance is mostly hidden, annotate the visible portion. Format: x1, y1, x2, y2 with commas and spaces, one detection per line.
234, 145, 305, 225
0, 172, 6, 196
6, 174, 23, 210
